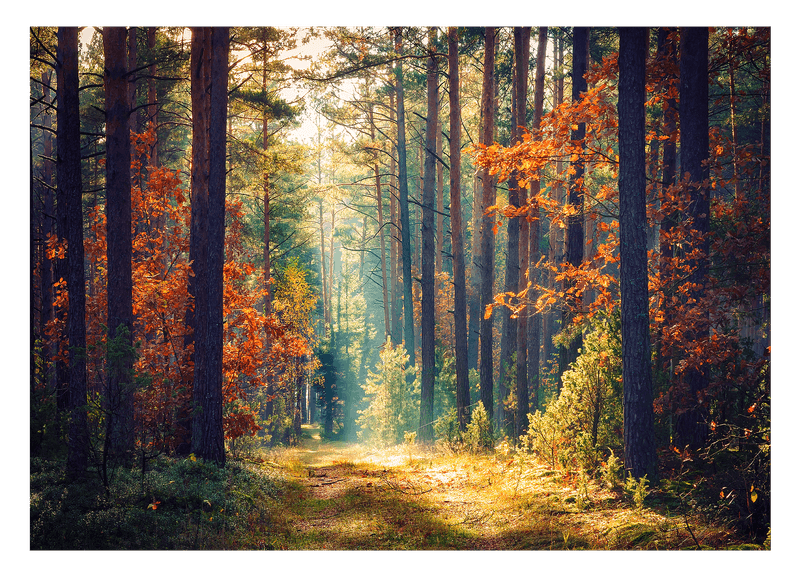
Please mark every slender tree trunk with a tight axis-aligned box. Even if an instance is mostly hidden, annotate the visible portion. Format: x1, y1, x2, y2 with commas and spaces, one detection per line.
147, 27, 159, 166
478, 27, 497, 422
727, 29, 742, 202
527, 26, 548, 415
448, 28, 470, 431
559, 27, 589, 389
193, 26, 228, 466
618, 26, 657, 481
675, 26, 710, 450
318, 199, 329, 334
370, 104, 391, 341
40, 69, 55, 397
104, 26, 135, 467
436, 116, 444, 275
187, 27, 210, 458
499, 28, 530, 437
394, 28, 415, 370
656, 27, 678, 380
467, 172, 482, 372
262, 40, 273, 324
513, 27, 532, 439
420, 28, 438, 443
543, 32, 564, 379
329, 206, 336, 324
389, 85, 402, 346
59, 27, 89, 478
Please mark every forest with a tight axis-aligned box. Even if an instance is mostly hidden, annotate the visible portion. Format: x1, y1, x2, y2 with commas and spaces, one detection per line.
28, 25, 770, 552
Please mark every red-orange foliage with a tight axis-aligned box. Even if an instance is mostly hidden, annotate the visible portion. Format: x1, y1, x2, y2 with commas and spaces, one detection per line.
55, 125, 318, 453
471, 28, 770, 424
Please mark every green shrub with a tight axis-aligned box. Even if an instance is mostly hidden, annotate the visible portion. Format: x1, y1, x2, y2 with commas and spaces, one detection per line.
434, 408, 463, 451
30, 455, 289, 549
465, 402, 494, 453
524, 316, 623, 473
624, 473, 650, 510
357, 340, 419, 446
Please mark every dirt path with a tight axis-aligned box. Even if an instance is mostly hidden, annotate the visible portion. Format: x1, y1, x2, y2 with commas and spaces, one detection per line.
265, 425, 738, 550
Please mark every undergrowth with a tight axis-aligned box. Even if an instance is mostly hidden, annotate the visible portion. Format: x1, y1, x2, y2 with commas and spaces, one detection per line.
30, 454, 293, 549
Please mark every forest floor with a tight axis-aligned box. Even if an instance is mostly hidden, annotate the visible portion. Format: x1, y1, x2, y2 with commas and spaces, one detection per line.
262, 424, 755, 550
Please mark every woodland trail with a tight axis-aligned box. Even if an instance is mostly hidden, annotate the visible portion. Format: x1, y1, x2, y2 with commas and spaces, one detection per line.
265, 425, 738, 550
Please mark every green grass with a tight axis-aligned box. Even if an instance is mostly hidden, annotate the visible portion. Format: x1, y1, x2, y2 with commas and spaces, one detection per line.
30, 425, 769, 550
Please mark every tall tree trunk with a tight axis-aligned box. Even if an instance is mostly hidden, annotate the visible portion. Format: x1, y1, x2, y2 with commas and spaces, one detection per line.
527, 26, 548, 415
187, 27, 211, 457
656, 27, 678, 382
420, 28, 438, 443
448, 28, 470, 431
192, 26, 228, 466
262, 37, 273, 324
513, 27, 533, 439
393, 28, 416, 370
58, 27, 89, 479
618, 26, 657, 481
40, 69, 55, 397
543, 31, 564, 380
318, 199, 329, 334
478, 27, 497, 422
103, 26, 135, 467
370, 104, 391, 341
499, 28, 530, 437
436, 116, 444, 275
467, 172, 482, 372
559, 26, 589, 390
147, 27, 159, 166
675, 26, 710, 450
389, 85, 402, 346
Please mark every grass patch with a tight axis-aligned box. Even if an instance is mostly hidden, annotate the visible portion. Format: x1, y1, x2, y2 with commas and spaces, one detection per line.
31, 424, 767, 550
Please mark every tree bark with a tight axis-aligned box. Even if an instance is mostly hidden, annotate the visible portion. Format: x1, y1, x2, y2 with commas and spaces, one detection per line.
389, 85, 402, 346
478, 27, 497, 422
497, 26, 531, 437
559, 26, 589, 390
420, 28, 438, 443
103, 26, 135, 467
527, 26, 548, 416
448, 28, 470, 431
58, 27, 89, 478
618, 26, 657, 481
370, 103, 391, 341
393, 28, 416, 370
200, 25, 228, 466
675, 26, 710, 450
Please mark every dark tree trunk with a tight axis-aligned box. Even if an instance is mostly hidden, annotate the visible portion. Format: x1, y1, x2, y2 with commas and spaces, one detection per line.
559, 26, 589, 389
389, 85, 402, 347
448, 28, 470, 431
369, 103, 391, 341
40, 69, 55, 397
675, 26, 711, 450
393, 28, 416, 371
58, 27, 89, 479
467, 172, 482, 372
512, 27, 532, 440
656, 27, 678, 369
147, 27, 159, 165
527, 26, 548, 416
618, 26, 657, 481
498, 33, 521, 436
200, 26, 229, 466
419, 28, 438, 443
478, 27, 497, 423
187, 27, 210, 457
103, 26, 135, 467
